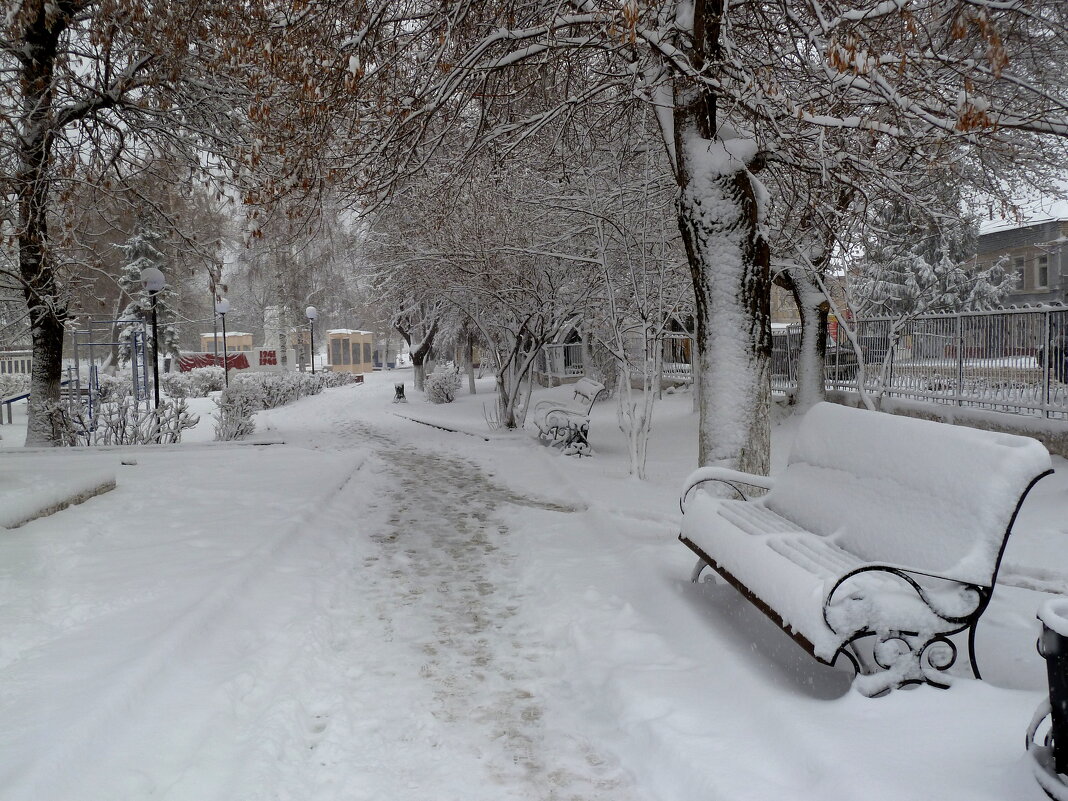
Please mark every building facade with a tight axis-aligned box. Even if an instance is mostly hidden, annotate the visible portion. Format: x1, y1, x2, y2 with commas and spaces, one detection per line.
199, 332, 253, 352
975, 219, 1068, 307
0, 349, 31, 376
326, 329, 374, 375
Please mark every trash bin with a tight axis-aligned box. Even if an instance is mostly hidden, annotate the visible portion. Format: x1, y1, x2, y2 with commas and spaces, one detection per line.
1040, 599, 1068, 776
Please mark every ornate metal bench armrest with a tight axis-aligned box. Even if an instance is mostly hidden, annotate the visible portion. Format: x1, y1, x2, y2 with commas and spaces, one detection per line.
823, 563, 989, 632
680, 466, 775, 512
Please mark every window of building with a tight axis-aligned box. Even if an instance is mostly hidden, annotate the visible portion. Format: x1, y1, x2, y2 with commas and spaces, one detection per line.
363, 342, 372, 363
1037, 255, 1049, 289
1015, 256, 1028, 290
331, 338, 341, 365
342, 339, 351, 365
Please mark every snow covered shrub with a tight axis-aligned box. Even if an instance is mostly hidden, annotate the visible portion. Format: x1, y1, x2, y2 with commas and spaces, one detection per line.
61, 397, 199, 445
0, 374, 30, 398
187, 366, 226, 397
319, 371, 356, 389
92, 397, 198, 445
159, 372, 191, 399
213, 384, 259, 440
292, 373, 323, 396
249, 373, 302, 409
425, 363, 461, 404
95, 373, 132, 402
155, 398, 199, 444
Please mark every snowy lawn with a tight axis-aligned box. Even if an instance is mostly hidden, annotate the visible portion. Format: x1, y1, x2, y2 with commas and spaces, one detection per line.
1, 368, 1066, 800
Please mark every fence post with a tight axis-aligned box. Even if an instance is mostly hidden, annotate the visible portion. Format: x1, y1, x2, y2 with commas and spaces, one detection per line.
888, 328, 896, 400
956, 314, 964, 407
1043, 309, 1052, 420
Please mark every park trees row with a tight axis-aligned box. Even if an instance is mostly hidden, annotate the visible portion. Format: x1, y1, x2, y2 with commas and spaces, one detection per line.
353, 0, 1067, 476
5, 0, 1067, 478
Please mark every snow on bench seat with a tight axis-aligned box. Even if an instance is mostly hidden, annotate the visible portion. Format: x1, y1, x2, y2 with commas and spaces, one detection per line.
679, 402, 1053, 695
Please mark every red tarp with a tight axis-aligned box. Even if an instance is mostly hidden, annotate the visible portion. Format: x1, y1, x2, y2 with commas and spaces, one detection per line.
178, 353, 251, 372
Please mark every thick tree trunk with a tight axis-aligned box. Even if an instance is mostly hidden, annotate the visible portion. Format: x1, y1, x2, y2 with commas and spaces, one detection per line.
677, 145, 771, 475
25, 313, 66, 446
19, 9, 68, 446
669, 0, 772, 476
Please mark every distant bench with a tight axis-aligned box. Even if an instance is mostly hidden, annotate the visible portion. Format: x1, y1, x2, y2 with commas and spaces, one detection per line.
679, 402, 1053, 696
533, 377, 606, 456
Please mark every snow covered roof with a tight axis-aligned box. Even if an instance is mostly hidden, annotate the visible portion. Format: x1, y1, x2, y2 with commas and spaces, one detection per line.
978, 194, 1068, 235
327, 329, 373, 336
200, 331, 251, 337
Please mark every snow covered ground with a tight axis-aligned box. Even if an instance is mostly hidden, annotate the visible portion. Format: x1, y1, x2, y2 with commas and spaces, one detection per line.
1, 369, 1067, 800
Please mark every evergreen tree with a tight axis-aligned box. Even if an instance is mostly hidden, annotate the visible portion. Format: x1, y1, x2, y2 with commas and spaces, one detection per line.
854, 199, 1014, 319
116, 227, 180, 365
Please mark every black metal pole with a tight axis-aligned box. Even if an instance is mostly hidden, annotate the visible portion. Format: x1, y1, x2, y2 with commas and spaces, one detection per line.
310, 322, 315, 375
150, 291, 160, 409
1042, 621, 1068, 775
221, 312, 229, 388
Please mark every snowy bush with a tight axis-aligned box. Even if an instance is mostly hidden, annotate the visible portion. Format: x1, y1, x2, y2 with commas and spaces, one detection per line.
425, 363, 461, 404
0, 374, 30, 399
318, 371, 356, 389
159, 372, 192, 399
251, 373, 302, 409
187, 367, 226, 397
213, 383, 260, 440
95, 373, 132, 402
56, 397, 198, 446
292, 373, 322, 398
159, 367, 226, 399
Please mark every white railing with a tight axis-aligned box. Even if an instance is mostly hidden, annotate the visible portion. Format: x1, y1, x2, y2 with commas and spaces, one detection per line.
536, 343, 586, 380
774, 306, 1068, 420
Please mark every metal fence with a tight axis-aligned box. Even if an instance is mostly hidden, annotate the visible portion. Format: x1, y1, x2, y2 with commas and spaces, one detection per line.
774, 306, 1068, 420
535, 343, 585, 381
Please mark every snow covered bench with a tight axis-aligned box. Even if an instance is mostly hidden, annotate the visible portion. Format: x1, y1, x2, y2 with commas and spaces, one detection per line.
533, 377, 606, 455
679, 402, 1053, 696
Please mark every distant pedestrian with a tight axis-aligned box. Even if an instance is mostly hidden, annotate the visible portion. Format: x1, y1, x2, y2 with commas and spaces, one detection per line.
1038, 324, 1068, 383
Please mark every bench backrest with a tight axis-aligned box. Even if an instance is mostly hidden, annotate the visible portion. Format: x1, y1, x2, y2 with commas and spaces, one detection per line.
571, 378, 606, 411
763, 402, 1052, 585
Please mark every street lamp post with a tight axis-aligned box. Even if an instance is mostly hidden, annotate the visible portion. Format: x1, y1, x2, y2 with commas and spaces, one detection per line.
215, 298, 231, 387
140, 266, 166, 409
306, 306, 318, 375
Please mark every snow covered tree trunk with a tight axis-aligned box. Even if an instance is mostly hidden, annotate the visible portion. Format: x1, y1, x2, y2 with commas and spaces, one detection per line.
794, 300, 827, 411
19, 13, 66, 447
410, 321, 438, 392
664, 0, 772, 476
675, 133, 771, 476
615, 332, 661, 480
465, 332, 476, 394
788, 273, 829, 411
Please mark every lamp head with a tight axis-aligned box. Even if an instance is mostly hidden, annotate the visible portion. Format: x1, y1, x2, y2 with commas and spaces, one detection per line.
305, 305, 318, 321
215, 298, 231, 315
140, 267, 166, 293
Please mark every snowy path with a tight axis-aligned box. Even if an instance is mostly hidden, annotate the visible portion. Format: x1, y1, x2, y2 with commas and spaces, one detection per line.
1, 396, 643, 801
2, 377, 1059, 801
